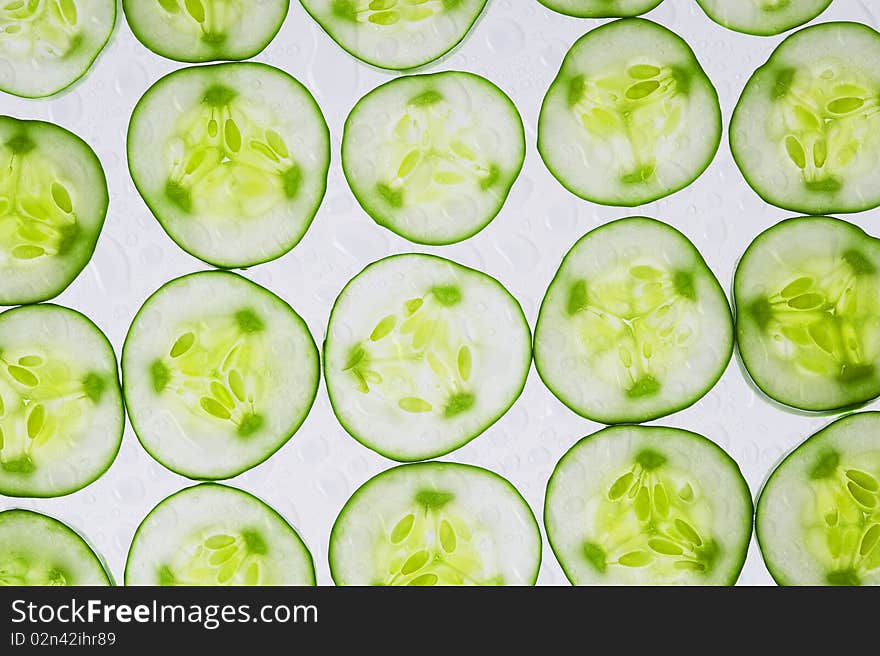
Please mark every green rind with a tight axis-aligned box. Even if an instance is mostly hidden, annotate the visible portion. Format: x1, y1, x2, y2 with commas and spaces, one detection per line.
341, 71, 525, 246
536, 0, 664, 19
695, 0, 832, 37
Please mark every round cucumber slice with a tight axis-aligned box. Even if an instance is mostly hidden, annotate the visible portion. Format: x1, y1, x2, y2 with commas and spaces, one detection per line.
342, 71, 525, 245
122, 271, 319, 480
324, 254, 531, 462
127, 62, 330, 268
1, 117, 109, 306
757, 412, 880, 586
329, 462, 541, 586
122, 0, 289, 63
0, 509, 112, 585
538, 18, 721, 207
535, 217, 733, 425
299, 0, 487, 70
0, 304, 123, 498
731, 22, 880, 215
0, 0, 115, 99
536, 1, 663, 18
545, 425, 753, 585
125, 483, 315, 585
734, 216, 880, 412
696, 0, 831, 37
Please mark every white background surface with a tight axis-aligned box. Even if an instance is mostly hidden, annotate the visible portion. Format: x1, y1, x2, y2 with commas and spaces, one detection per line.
2, 0, 879, 586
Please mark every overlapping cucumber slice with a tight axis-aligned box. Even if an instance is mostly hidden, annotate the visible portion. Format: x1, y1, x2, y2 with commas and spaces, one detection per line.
0, 0, 115, 98
299, 0, 487, 70
536, 1, 663, 18
538, 18, 721, 207
342, 71, 525, 245
731, 22, 880, 214
127, 62, 330, 268
324, 254, 531, 462
535, 217, 733, 424
696, 0, 831, 36
0, 509, 111, 585
735, 217, 880, 412
329, 462, 541, 586
126, 483, 315, 586
122, 0, 289, 63
545, 425, 753, 585
122, 271, 319, 480
0, 305, 123, 498
1, 117, 109, 306
757, 412, 880, 586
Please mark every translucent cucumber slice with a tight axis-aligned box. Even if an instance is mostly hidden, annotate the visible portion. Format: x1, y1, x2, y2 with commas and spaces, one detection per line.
127, 62, 330, 268
329, 462, 541, 586
0, 0, 115, 98
538, 18, 721, 207
299, 0, 487, 70
122, 271, 319, 480
696, 0, 831, 37
734, 217, 880, 412
536, 1, 663, 18
0, 117, 109, 306
324, 254, 531, 462
0, 305, 123, 498
342, 71, 525, 245
535, 217, 733, 424
545, 425, 753, 585
122, 0, 289, 63
0, 509, 111, 585
757, 412, 880, 586
731, 22, 880, 214
125, 483, 315, 586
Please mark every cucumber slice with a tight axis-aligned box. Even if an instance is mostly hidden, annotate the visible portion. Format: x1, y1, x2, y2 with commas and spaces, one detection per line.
536, 1, 663, 18
127, 62, 330, 268
545, 425, 753, 585
125, 483, 315, 585
734, 217, 880, 412
342, 71, 525, 245
299, 0, 487, 70
535, 217, 733, 424
122, 0, 289, 63
731, 22, 880, 215
0, 0, 115, 98
122, 271, 319, 480
696, 0, 831, 37
0, 304, 123, 498
324, 254, 531, 462
757, 412, 880, 586
329, 462, 541, 586
1, 117, 109, 306
538, 18, 721, 207
0, 509, 112, 585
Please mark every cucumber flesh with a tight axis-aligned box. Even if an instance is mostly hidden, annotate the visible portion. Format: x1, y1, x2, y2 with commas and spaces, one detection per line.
329, 462, 541, 586
122, 271, 319, 480
536, 1, 663, 18
123, 0, 289, 63
342, 71, 525, 245
535, 217, 733, 424
757, 412, 880, 586
734, 217, 880, 412
0, 509, 111, 585
696, 0, 831, 36
0, 117, 109, 306
538, 18, 721, 207
545, 425, 753, 585
731, 22, 880, 214
324, 254, 531, 462
127, 62, 330, 268
125, 483, 315, 585
0, 305, 123, 498
299, 0, 487, 70
0, 0, 115, 98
